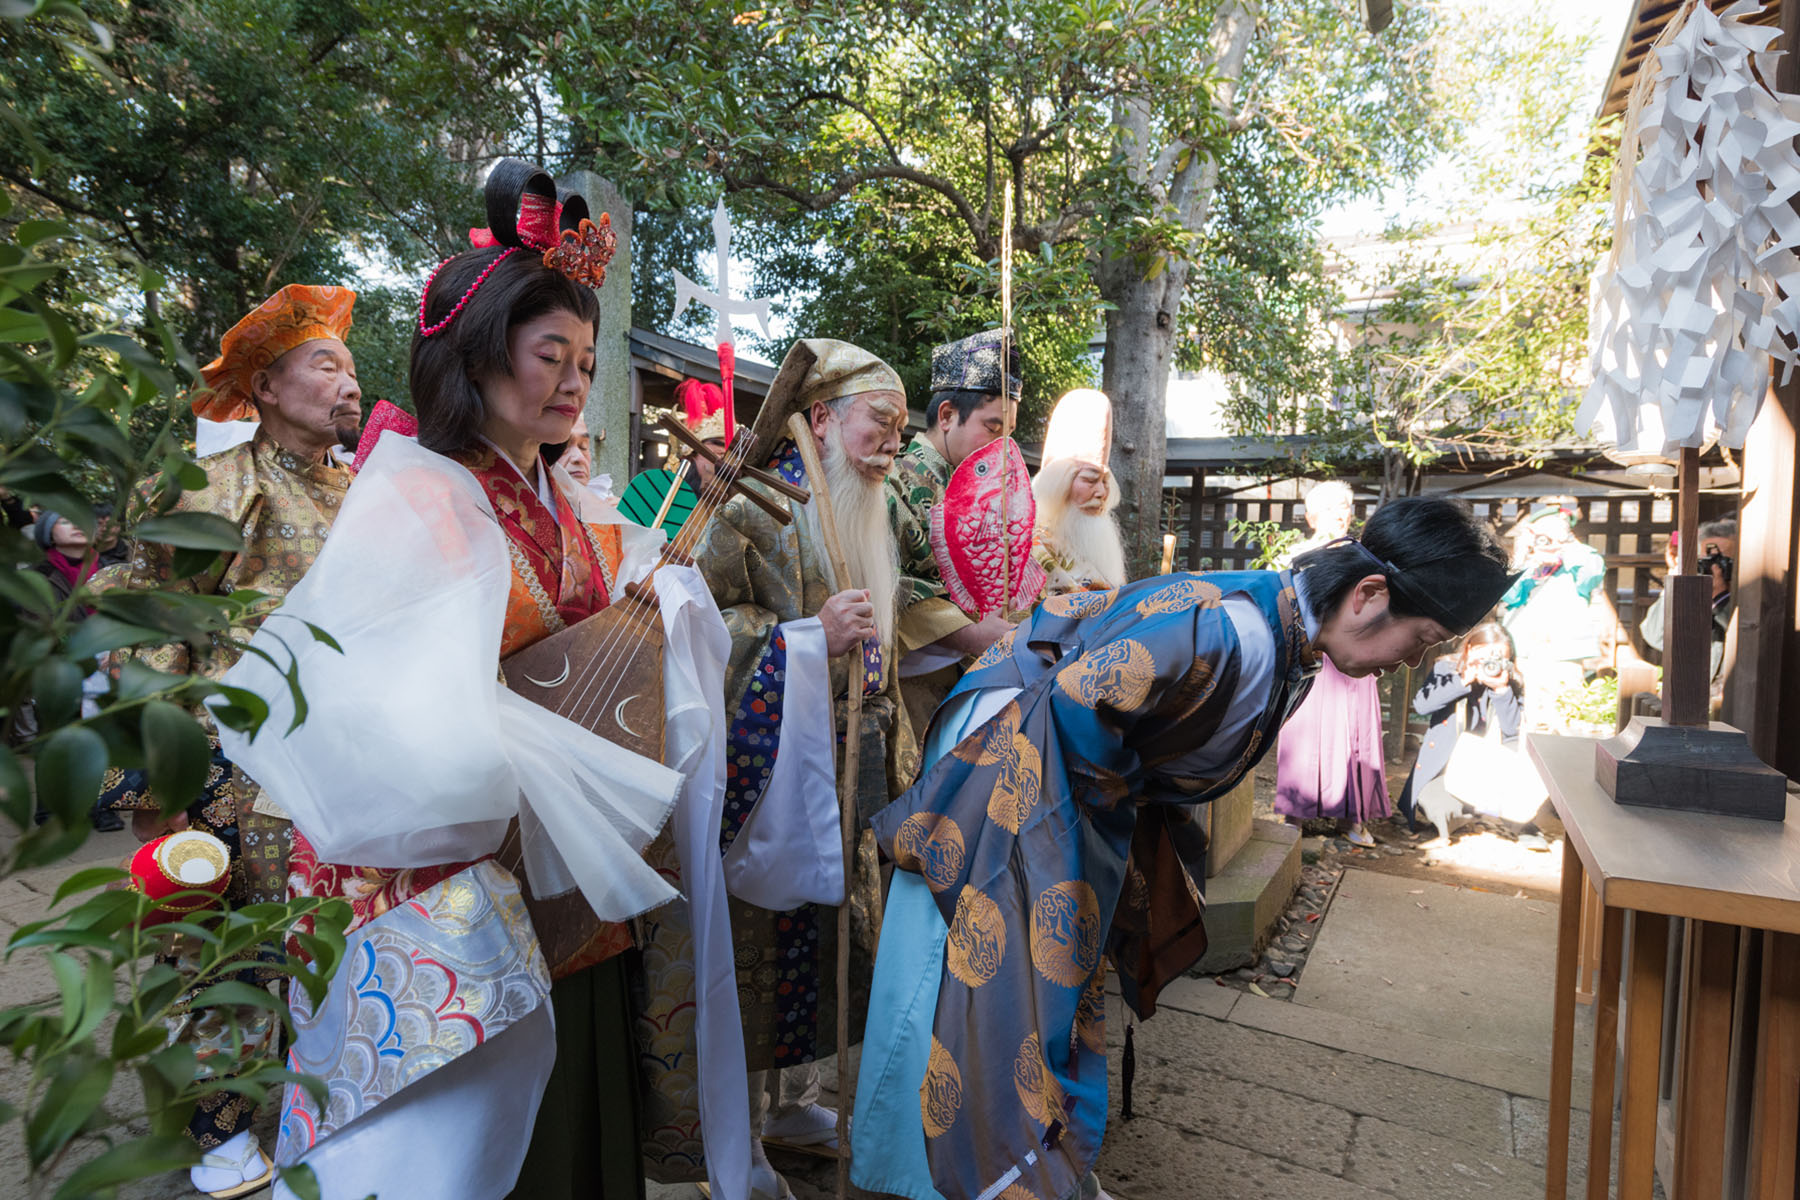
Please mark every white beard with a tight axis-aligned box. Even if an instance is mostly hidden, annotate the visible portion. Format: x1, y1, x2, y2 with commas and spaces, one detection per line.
803, 423, 900, 649
1036, 494, 1127, 588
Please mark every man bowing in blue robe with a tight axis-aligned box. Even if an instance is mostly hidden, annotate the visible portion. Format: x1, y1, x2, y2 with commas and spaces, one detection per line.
852, 495, 1519, 1200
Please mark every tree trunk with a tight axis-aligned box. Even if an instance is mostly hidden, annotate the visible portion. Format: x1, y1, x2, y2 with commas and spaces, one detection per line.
1096, 0, 1257, 581
1101, 265, 1189, 580
1380, 449, 1423, 499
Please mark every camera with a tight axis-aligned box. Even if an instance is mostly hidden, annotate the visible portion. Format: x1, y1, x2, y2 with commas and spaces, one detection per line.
1697, 547, 1733, 585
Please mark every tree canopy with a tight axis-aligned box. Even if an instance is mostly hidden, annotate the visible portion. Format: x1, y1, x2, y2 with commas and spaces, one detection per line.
525, 0, 1470, 567
2, 0, 1603, 537
0, 0, 534, 406
1210, 6, 1609, 495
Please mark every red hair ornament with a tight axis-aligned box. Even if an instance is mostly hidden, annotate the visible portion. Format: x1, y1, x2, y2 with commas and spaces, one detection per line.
543, 215, 617, 289
419, 159, 616, 338
675, 377, 728, 442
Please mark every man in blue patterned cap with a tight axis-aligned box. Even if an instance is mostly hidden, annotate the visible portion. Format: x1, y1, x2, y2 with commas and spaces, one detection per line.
888, 328, 1022, 742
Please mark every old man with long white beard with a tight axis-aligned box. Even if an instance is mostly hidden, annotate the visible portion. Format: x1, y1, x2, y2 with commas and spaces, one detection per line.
1033, 387, 1128, 594
678, 338, 920, 1199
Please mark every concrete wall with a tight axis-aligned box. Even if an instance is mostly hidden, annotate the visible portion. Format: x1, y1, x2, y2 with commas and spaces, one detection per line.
559, 170, 633, 487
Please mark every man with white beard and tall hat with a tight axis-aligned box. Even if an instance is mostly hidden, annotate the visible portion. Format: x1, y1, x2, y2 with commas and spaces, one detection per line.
687, 338, 921, 1199
1032, 387, 1128, 595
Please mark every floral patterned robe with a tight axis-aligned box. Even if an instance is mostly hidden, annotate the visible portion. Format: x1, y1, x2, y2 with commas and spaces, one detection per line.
685, 441, 917, 1069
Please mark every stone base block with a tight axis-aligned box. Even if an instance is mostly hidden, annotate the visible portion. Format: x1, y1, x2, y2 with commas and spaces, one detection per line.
1196, 818, 1301, 974
1202, 774, 1256, 879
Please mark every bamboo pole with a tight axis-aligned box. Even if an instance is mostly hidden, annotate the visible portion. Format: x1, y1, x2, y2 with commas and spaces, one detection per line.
997, 190, 1016, 616
785, 413, 863, 1200
650, 459, 691, 531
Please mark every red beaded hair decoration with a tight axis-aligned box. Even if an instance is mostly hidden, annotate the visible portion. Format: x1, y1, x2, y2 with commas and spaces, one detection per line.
418, 159, 616, 338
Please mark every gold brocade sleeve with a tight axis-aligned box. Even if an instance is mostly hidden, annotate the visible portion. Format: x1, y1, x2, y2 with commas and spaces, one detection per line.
887, 442, 972, 647
1033, 539, 1082, 601
899, 596, 976, 654
108, 488, 257, 680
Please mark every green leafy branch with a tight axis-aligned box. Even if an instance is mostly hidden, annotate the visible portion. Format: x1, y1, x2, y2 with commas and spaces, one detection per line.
0, 121, 344, 1199
1, 876, 350, 1200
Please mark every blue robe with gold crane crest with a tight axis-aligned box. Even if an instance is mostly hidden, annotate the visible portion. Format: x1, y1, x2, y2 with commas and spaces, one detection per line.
868, 570, 1318, 1200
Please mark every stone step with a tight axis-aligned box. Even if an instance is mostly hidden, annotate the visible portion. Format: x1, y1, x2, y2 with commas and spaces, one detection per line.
1196, 817, 1301, 974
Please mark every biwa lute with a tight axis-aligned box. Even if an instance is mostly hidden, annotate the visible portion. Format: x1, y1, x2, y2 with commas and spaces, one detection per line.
498, 343, 817, 978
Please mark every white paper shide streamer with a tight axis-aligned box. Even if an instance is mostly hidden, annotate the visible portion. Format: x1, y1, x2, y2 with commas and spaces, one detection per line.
1579, 0, 1800, 456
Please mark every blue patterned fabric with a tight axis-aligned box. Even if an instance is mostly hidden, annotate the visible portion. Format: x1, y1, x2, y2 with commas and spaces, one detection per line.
717, 626, 824, 1062
773, 439, 805, 488
867, 572, 1316, 1200
720, 631, 788, 853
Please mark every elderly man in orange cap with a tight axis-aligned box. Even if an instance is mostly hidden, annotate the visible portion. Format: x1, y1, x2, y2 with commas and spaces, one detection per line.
98, 283, 361, 1198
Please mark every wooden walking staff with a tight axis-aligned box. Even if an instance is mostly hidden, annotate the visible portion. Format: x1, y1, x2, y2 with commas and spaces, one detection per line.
784, 412, 863, 1200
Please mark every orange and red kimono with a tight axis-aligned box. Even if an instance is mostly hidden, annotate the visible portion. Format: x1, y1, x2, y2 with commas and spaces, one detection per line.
288, 447, 629, 966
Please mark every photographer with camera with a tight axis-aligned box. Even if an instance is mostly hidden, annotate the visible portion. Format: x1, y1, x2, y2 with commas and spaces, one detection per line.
1640, 518, 1736, 687
1397, 623, 1550, 848
1500, 506, 1607, 730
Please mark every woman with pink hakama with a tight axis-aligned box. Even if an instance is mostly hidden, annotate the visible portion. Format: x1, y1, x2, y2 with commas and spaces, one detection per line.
1273, 483, 1390, 845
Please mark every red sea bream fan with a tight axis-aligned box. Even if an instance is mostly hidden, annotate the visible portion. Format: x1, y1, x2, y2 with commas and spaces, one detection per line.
929, 436, 1046, 617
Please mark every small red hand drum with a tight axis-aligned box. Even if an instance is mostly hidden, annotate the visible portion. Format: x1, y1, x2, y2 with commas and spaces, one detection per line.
128, 830, 231, 922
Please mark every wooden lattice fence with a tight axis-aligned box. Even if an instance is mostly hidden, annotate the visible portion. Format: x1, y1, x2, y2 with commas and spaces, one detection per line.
1161, 484, 1738, 661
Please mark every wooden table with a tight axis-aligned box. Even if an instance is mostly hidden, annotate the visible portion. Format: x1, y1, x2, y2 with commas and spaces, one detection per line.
1532, 733, 1800, 1200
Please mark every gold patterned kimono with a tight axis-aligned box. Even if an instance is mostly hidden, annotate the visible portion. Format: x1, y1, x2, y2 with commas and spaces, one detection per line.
1033, 527, 1121, 598
99, 428, 350, 902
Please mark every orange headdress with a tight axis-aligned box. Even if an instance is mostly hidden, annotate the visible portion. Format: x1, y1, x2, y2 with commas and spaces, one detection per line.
194, 284, 357, 423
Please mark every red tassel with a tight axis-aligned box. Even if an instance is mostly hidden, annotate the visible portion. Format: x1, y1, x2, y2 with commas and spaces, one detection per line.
717, 342, 737, 442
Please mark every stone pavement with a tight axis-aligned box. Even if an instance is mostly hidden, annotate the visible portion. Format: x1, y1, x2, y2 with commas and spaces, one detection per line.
1089, 975, 1591, 1200
677, 866, 1608, 1200
4, 837, 1611, 1199
1096, 868, 1606, 1200
1075, 863, 1656, 1200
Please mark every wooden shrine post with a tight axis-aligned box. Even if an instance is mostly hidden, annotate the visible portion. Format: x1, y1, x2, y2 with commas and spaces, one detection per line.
558, 170, 633, 487
1660, 447, 1712, 727
1722, 379, 1799, 774
1721, 0, 1800, 777
1186, 470, 1206, 571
